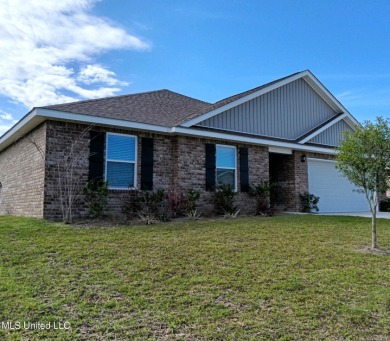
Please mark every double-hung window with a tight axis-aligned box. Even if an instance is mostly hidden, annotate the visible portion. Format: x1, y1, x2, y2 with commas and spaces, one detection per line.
105, 133, 137, 189
216, 145, 237, 190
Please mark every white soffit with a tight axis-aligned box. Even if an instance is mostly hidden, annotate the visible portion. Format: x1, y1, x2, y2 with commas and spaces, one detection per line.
268, 146, 293, 154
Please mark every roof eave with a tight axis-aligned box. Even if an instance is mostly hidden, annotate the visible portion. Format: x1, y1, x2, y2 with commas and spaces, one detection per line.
0, 108, 172, 153
0, 107, 337, 155
0, 108, 44, 153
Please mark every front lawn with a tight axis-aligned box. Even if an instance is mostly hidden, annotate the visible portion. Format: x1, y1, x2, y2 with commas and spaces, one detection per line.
0, 215, 389, 340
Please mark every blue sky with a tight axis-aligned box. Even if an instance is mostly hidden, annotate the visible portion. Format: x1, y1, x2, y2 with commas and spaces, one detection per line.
1, 0, 390, 134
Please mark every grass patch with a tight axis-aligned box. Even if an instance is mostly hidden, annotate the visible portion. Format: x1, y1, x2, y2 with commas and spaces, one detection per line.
0, 215, 390, 340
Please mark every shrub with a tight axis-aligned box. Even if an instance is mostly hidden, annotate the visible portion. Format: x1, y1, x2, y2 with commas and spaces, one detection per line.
168, 188, 200, 217
123, 189, 166, 221
223, 210, 240, 219
186, 188, 201, 211
248, 181, 277, 216
137, 212, 159, 225
300, 192, 320, 212
186, 209, 201, 220
136, 189, 166, 215
213, 184, 237, 215
83, 180, 109, 218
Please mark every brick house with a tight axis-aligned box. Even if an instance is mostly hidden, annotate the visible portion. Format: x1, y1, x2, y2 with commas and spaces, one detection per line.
0, 70, 369, 220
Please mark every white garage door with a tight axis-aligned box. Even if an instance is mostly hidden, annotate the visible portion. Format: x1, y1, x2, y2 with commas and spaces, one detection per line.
308, 158, 369, 213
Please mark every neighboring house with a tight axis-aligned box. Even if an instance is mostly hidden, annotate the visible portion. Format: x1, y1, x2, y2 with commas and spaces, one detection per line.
0, 70, 369, 220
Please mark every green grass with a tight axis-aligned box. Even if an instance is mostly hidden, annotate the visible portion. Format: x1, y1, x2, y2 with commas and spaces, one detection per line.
0, 215, 390, 340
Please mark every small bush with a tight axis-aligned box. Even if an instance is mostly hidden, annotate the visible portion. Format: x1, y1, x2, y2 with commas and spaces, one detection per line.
186, 188, 201, 212
300, 192, 320, 212
137, 212, 159, 225
123, 189, 166, 221
223, 209, 240, 219
248, 181, 277, 216
213, 184, 237, 215
83, 180, 109, 218
136, 189, 166, 215
186, 209, 201, 220
168, 188, 200, 217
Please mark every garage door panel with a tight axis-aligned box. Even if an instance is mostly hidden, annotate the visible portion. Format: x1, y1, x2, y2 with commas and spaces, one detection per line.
308, 159, 369, 213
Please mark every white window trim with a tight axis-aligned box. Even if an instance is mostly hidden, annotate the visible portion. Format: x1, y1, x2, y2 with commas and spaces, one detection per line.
105, 132, 138, 190
216, 144, 237, 191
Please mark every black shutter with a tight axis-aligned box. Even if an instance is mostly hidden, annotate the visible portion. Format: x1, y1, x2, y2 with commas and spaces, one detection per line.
88, 131, 105, 182
205, 143, 216, 191
239, 147, 249, 192
141, 138, 154, 190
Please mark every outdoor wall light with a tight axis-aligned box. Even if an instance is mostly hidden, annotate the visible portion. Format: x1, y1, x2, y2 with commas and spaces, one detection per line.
301, 154, 307, 163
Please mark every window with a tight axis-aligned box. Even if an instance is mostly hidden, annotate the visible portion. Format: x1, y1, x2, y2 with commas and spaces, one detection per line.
105, 133, 137, 189
216, 145, 237, 189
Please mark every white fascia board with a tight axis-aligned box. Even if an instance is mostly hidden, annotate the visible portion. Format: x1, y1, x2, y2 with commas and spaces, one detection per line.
181, 71, 308, 127
298, 112, 359, 145
302, 73, 345, 113
0, 108, 172, 153
172, 126, 337, 155
298, 113, 348, 144
36, 108, 172, 133
0, 109, 44, 152
302, 72, 361, 128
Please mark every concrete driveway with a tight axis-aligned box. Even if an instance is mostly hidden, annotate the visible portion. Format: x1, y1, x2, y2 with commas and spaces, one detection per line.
319, 212, 390, 219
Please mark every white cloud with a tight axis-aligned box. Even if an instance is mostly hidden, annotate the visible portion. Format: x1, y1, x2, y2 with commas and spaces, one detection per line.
0, 0, 150, 109
0, 110, 18, 135
78, 65, 128, 86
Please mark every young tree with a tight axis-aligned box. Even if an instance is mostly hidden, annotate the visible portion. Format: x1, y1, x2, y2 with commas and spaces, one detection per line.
337, 117, 390, 250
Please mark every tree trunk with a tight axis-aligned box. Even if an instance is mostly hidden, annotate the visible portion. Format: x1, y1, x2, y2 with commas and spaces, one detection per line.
371, 206, 377, 249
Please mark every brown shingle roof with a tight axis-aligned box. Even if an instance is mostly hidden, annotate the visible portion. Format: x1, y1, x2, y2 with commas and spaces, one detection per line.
42, 90, 211, 127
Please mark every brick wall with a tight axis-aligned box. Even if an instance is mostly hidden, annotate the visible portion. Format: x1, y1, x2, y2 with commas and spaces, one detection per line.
0, 123, 46, 218
2, 119, 341, 220
174, 136, 268, 215
43, 122, 176, 220
42, 123, 270, 219
269, 151, 335, 211
1, 119, 339, 220
44, 121, 91, 220
291, 151, 336, 211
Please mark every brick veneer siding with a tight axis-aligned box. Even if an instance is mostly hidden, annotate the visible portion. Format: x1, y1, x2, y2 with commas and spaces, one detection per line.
289, 151, 336, 211
43, 121, 91, 220
0, 123, 46, 217
270, 151, 335, 211
174, 136, 268, 215
43, 121, 176, 220
2, 120, 336, 220
41, 122, 270, 219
